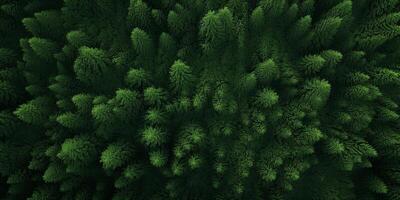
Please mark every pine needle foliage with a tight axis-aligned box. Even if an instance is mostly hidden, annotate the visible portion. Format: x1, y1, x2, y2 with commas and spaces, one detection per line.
0, 0, 400, 199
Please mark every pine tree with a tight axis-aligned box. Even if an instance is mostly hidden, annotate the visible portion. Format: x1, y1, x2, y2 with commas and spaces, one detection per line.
100, 142, 134, 170
73, 46, 113, 87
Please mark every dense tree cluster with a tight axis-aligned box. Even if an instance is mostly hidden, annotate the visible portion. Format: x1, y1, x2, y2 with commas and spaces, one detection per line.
1, 0, 400, 199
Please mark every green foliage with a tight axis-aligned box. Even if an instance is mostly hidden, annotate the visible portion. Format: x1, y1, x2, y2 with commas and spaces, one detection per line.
123, 164, 143, 180
250, 6, 265, 32
149, 150, 167, 167
259, 0, 285, 17
100, 142, 134, 170
356, 12, 400, 50
254, 59, 279, 82
125, 68, 150, 88
91, 103, 114, 124
310, 17, 343, 48
66, 30, 93, 48
43, 162, 66, 183
323, 0, 352, 19
141, 127, 166, 147
200, 7, 235, 52
1, 0, 400, 199
71, 93, 93, 113
367, 175, 388, 194
130, 28, 154, 57
300, 79, 331, 109
289, 15, 312, 40
56, 112, 85, 129
111, 89, 141, 117
321, 50, 343, 67
14, 97, 53, 125
300, 55, 326, 74
57, 136, 97, 167
73, 47, 113, 86
255, 88, 279, 108
169, 60, 194, 93
28, 37, 58, 60
145, 108, 166, 125
144, 87, 166, 106
127, 0, 152, 30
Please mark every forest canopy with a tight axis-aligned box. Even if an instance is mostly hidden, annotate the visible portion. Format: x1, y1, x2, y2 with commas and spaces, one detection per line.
1, 0, 400, 199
